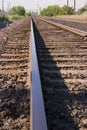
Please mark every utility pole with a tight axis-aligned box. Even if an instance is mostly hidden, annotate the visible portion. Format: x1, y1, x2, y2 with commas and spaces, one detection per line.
37, 4, 40, 16
7, 2, 11, 14
2, 0, 4, 12
67, 0, 69, 14
74, 0, 76, 14
67, 0, 69, 7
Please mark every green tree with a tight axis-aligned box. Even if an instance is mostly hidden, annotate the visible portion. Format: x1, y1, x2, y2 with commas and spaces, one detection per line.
59, 5, 74, 15
10, 6, 25, 16
84, 3, 87, 9
67, 6, 74, 14
77, 7, 86, 14
77, 3, 87, 14
40, 5, 74, 16
59, 5, 67, 15
41, 5, 60, 16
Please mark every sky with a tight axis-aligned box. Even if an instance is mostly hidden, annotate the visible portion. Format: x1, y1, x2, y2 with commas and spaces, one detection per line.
0, 0, 87, 12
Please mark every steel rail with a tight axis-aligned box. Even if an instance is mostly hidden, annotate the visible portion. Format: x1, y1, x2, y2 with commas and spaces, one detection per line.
30, 19, 47, 130
40, 18, 87, 38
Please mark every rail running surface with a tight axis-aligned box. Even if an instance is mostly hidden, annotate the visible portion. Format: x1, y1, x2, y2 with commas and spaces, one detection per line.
30, 19, 47, 130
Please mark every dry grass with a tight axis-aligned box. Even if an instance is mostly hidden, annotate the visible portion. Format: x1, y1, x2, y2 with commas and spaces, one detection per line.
54, 14, 87, 22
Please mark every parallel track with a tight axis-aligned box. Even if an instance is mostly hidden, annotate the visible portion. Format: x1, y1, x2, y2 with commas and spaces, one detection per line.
46, 17, 87, 32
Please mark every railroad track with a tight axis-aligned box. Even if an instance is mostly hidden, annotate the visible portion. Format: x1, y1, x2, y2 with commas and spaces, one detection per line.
0, 16, 87, 130
32, 17, 87, 130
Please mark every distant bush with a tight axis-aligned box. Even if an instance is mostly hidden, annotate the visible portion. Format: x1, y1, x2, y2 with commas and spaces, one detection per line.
77, 3, 87, 14
0, 15, 9, 21
77, 7, 86, 14
25, 12, 31, 16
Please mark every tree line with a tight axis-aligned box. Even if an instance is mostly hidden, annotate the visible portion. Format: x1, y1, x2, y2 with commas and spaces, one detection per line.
40, 3, 87, 16
1, 3, 87, 21
40, 5, 74, 16
7, 3, 87, 17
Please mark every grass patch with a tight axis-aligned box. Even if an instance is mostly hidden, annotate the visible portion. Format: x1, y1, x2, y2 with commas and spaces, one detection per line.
55, 14, 87, 21
9, 15, 25, 20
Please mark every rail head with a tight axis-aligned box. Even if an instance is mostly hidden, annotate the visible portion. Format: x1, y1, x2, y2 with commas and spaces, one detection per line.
30, 19, 47, 130
40, 17, 87, 38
